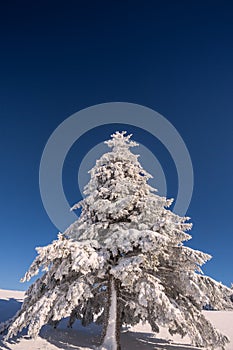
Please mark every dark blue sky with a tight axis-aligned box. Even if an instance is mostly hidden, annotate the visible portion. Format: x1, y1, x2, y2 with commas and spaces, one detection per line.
1, 1, 233, 290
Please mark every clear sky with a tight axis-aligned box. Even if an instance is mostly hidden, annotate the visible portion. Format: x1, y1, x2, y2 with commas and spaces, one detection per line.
0, 1, 233, 290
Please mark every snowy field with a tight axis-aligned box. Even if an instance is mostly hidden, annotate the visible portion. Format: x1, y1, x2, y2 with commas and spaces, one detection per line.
0, 289, 233, 350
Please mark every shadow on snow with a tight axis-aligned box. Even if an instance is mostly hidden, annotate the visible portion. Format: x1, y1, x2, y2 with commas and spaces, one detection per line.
0, 297, 24, 350
0, 300, 200, 350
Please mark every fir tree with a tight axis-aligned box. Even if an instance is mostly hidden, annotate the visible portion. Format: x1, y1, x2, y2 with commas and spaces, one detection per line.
1, 131, 233, 350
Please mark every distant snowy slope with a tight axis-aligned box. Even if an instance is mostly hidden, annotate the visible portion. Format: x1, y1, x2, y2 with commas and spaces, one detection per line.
0, 290, 24, 324
0, 289, 233, 350
0, 290, 24, 301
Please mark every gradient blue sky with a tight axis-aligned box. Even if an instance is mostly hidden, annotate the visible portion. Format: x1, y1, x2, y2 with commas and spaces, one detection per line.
1, 1, 233, 290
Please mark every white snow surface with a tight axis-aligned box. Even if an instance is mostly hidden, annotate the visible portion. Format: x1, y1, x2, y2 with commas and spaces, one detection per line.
0, 289, 233, 350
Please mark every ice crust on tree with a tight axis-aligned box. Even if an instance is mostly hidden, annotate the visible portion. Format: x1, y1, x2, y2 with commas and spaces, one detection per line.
2, 131, 233, 350
101, 277, 118, 350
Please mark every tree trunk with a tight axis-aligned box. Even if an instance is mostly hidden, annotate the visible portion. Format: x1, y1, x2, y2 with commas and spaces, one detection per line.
100, 275, 121, 350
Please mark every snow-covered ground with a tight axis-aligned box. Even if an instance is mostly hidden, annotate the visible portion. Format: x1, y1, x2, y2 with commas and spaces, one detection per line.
0, 289, 232, 350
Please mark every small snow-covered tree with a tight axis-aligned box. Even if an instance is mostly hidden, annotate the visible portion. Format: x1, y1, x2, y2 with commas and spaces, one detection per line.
1, 131, 233, 349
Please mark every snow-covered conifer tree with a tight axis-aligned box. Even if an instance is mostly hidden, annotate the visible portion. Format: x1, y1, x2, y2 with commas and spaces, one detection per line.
1, 131, 233, 349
